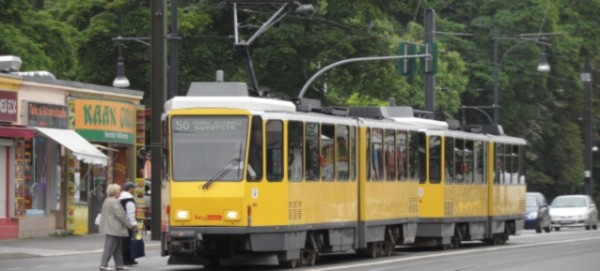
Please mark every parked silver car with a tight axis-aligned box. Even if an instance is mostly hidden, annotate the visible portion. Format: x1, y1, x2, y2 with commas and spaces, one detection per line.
550, 194, 598, 231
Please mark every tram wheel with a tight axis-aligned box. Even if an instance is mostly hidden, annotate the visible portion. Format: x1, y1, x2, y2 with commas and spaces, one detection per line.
383, 242, 394, 256
283, 259, 299, 269
302, 250, 317, 266
363, 243, 380, 258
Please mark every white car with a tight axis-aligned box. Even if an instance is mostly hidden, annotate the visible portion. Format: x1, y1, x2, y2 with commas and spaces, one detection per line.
550, 194, 598, 231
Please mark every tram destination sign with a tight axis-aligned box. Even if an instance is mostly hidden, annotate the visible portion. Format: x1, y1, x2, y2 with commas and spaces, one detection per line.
173, 116, 247, 134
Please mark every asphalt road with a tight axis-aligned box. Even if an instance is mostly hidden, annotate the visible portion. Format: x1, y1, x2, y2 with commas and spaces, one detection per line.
1, 228, 599, 271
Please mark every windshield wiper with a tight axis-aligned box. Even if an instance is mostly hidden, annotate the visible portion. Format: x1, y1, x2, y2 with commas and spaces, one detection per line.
202, 158, 241, 190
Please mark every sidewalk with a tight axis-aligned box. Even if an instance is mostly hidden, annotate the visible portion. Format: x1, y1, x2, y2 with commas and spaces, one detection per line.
0, 232, 160, 260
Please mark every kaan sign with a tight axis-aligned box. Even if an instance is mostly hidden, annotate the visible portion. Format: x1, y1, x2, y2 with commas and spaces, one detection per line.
69, 98, 136, 144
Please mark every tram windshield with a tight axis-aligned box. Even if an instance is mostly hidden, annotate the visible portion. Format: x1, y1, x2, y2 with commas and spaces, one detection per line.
171, 115, 249, 181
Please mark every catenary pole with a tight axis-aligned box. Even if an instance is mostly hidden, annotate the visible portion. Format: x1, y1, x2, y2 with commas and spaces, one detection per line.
150, 0, 166, 241
424, 8, 436, 112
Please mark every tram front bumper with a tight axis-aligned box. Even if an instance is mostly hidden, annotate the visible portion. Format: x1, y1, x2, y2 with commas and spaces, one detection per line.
169, 230, 201, 254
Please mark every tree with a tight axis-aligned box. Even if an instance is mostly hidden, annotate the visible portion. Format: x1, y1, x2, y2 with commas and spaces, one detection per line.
0, 0, 80, 79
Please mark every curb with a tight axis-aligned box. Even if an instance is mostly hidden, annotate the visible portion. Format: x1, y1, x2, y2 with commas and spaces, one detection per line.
0, 243, 160, 260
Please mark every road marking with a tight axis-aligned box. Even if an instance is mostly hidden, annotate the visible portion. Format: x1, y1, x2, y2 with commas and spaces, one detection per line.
306, 235, 600, 271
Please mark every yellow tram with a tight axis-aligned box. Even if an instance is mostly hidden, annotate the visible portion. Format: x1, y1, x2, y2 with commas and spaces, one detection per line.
160, 81, 526, 267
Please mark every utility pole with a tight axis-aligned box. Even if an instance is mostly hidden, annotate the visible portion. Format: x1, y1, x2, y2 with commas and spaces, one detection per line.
168, 0, 179, 98
582, 62, 593, 197
424, 8, 436, 112
150, 0, 166, 241
492, 28, 500, 125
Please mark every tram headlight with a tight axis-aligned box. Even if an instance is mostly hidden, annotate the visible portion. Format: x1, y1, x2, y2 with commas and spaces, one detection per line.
224, 210, 240, 221
175, 210, 191, 221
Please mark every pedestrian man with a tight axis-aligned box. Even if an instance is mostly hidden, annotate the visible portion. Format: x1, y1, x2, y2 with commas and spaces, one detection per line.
119, 181, 138, 266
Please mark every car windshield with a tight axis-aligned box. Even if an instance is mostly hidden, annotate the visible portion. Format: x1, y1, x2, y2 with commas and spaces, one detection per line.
551, 196, 586, 208
171, 115, 249, 181
526, 195, 539, 207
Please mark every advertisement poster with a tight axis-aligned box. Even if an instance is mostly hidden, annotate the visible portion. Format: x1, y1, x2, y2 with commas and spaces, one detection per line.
14, 139, 25, 216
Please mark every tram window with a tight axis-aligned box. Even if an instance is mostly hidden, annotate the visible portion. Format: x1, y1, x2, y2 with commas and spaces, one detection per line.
172, 115, 251, 182
494, 143, 504, 185
454, 139, 465, 183
467, 140, 476, 184
248, 116, 263, 182
162, 119, 169, 180
288, 121, 304, 182
429, 136, 442, 184
414, 133, 427, 183
397, 131, 408, 181
385, 129, 396, 181
366, 128, 371, 182
266, 120, 283, 182
336, 125, 350, 181
510, 145, 519, 184
518, 145, 525, 184
406, 132, 424, 182
474, 141, 485, 184
305, 122, 320, 181
321, 124, 335, 181
350, 126, 357, 181
505, 144, 515, 184
370, 128, 384, 181
445, 137, 455, 183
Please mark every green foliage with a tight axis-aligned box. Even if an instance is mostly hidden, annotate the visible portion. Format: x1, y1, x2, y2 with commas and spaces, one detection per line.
0, 0, 80, 78
4, 0, 600, 202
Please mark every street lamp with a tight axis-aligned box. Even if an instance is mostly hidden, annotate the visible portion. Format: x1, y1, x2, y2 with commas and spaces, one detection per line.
112, 44, 130, 88
492, 30, 559, 125
111, 36, 150, 89
582, 62, 593, 197
537, 49, 551, 72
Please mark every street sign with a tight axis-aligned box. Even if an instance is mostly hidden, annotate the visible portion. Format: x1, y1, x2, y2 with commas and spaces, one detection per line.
397, 43, 416, 76
420, 42, 438, 75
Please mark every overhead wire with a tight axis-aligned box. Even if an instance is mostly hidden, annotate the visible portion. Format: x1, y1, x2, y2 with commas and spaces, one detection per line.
224, 2, 595, 89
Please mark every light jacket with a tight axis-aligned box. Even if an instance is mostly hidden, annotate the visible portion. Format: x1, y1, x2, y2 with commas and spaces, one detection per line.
119, 191, 138, 227
99, 197, 131, 237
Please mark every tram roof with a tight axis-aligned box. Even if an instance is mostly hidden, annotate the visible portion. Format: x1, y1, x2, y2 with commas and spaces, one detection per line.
425, 128, 490, 141
390, 117, 449, 130
164, 96, 297, 113
487, 134, 527, 145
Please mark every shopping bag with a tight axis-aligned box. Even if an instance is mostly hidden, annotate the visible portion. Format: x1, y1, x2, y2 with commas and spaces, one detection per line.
130, 237, 145, 259
94, 214, 102, 226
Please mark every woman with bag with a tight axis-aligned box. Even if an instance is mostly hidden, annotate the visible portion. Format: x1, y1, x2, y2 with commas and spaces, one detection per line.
119, 181, 143, 265
99, 184, 134, 271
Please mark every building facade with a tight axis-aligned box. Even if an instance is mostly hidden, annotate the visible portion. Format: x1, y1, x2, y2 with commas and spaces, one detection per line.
0, 74, 144, 239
